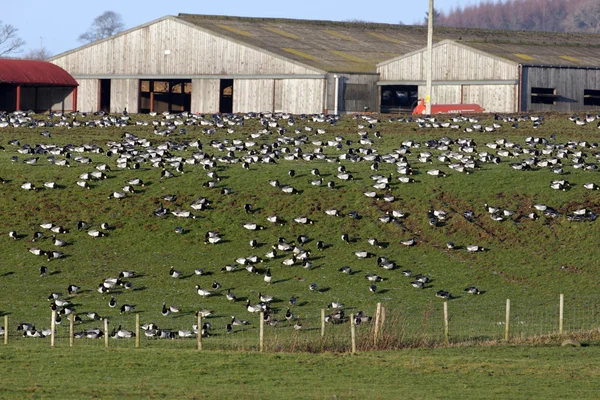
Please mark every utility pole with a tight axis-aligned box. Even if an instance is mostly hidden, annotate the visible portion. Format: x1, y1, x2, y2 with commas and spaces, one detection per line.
425, 0, 434, 115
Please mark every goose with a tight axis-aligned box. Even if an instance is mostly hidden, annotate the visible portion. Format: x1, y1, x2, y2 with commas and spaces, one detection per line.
221, 264, 237, 273
108, 191, 127, 199
280, 185, 297, 194
169, 266, 181, 278
354, 250, 371, 259
120, 304, 135, 314
436, 290, 451, 299
43, 181, 57, 189
325, 209, 339, 217
8, 230, 18, 240
50, 225, 68, 234
369, 284, 377, 294
465, 286, 482, 295
243, 223, 264, 231
402, 269, 412, 277
338, 265, 352, 274
67, 284, 80, 295
466, 245, 485, 253
446, 242, 455, 250
293, 216, 313, 225
161, 302, 171, 316
263, 268, 272, 284
47, 251, 64, 261
87, 230, 105, 238
309, 283, 318, 291
427, 169, 446, 177
282, 256, 296, 266
400, 238, 416, 247
211, 281, 222, 290
32, 231, 43, 241
39, 266, 48, 277
341, 233, 350, 244
29, 247, 45, 256
328, 302, 344, 309
119, 270, 135, 279
294, 319, 303, 330
226, 289, 237, 302
583, 182, 599, 190
196, 308, 214, 318
327, 181, 336, 189
368, 238, 383, 248
76, 181, 90, 189
365, 274, 383, 282
231, 316, 250, 326
249, 239, 258, 248
411, 281, 424, 289
195, 286, 212, 297
246, 300, 261, 313
259, 293, 274, 303
285, 308, 295, 321
109, 297, 117, 308
21, 182, 37, 191
267, 215, 284, 225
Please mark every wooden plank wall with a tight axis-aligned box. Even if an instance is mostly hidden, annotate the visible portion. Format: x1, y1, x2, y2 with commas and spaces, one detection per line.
378, 42, 518, 81
51, 18, 320, 76
191, 79, 219, 113
326, 73, 379, 113
75, 79, 99, 112
462, 84, 517, 113
233, 79, 275, 113
524, 66, 600, 112
277, 79, 325, 114
110, 79, 139, 113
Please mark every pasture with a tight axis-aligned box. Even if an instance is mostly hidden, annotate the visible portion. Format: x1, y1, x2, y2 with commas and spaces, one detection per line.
0, 110, 600, 352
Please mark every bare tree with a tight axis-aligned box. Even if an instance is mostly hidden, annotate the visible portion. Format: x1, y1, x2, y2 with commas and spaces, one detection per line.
23, 46, 52, 60
78, 11, 125, 43
562, 0, 600, 33
0, 21, 26, 56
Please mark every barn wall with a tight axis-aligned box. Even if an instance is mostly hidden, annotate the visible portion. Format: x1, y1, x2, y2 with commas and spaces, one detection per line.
110, 79, 139, 113
523, 66, 600, 112
50, 18, 320, 76
461, 84, 517, 113
277, 79, 325, 114
233, 79, 275, 113
75, 79, 99, 112
191, 79, 219, 113
326, 73, 379, 113
19, 87, 74, 112
378, 42, 518, 81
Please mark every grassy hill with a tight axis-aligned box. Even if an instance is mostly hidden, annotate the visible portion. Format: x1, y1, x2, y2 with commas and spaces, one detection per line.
1, 111, 599, 349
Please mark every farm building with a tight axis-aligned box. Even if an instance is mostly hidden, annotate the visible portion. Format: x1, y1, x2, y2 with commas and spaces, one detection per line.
0, 59, 78, 113
378, 33, 600, 113
48, 14, 600, 115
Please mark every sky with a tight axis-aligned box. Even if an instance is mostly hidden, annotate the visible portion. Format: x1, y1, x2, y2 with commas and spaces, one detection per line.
5, 0, 479, 57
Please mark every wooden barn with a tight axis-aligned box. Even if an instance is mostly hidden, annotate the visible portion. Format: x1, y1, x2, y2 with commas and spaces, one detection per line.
378, 32, 600, 113
47, 14, 450, 115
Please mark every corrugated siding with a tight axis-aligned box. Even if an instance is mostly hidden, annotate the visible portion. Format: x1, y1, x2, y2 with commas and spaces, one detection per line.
76, 79, 99, 112
462, 84, 517, 113
51, 18, 319, 76
191, 78, 219, 113
110, 79, 139, 113
378, 42, 518, 81
233, 79, 275, 112
523, 66, 600, 112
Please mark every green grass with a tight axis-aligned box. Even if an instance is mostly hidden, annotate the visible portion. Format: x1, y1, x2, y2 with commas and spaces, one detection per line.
1, 343, 599, 399
1, 112, 600, 350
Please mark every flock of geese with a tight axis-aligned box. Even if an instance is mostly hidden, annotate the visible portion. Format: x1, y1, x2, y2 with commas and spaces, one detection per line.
2, 108, 599, 341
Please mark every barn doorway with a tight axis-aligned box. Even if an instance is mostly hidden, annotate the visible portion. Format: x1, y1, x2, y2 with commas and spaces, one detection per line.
380, 85, 418, 113
99, 79, 111, 113
219, 79, 233, 114
138, 79, 192, 114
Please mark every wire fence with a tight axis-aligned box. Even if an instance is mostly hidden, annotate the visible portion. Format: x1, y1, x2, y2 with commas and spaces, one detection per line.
3, 296, 600, 352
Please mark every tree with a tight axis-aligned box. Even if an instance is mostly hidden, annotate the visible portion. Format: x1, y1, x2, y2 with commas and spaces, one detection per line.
562, 0, 600, 33
0, 21, 26, 56
424, 8, 441, 25
23, 46, 52, 60
78, 11, 125, 43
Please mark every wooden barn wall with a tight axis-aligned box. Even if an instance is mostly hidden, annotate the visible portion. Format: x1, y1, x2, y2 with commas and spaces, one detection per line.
51, 18, 319, 76
75, 79, 99, 112
191, 79, 219, 113
233, 79, 275, 113
461, 84, 517, 113
378, 42, 518, 81
20, 87, 74, 112
276, 79, 325, 114
523, 66, 600, 112
418, 85, 461, 105
110, 79, 139, 114
325, 73, 379, 113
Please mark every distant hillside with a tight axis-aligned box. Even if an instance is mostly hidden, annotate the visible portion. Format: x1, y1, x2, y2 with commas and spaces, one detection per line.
437, 0, 600, 34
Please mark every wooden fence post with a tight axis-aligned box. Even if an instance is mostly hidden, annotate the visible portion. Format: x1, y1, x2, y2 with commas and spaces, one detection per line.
259, 312, 264, 352
135, 314, 140, 348
559, 293, 564, 335
51, 310, 56, 348
350, 313, 356, 354
197, 313, 202, 351
443, 301, 449, 345
321, 309, 325, 338
505, 299, 510, 341
69, 313, 74, 347
381, 306, 386, 333
374, 303, 382, 347
104, 319, 109, 348
4, 315, 7, 345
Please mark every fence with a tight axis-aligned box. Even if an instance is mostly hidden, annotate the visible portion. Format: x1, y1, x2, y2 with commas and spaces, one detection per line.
2, 295, 599, 352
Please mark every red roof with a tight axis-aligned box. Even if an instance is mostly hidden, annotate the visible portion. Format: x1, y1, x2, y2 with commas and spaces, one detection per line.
0, 59, 78, 86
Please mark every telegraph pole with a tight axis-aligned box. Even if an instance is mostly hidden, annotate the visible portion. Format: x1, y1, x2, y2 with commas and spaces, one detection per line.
425, 0, 434, 115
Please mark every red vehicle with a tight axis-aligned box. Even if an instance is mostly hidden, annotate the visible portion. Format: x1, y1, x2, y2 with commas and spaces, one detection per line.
412, 99, 484, 115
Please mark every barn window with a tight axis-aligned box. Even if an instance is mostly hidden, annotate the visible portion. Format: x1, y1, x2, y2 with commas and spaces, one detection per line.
139, 79, 191, 113
531, 87, 556, 105
584, 89, 600, 106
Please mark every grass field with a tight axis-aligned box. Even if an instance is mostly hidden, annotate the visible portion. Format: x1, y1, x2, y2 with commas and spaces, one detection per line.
1, 111, 600, 351
1, 342, 599, 399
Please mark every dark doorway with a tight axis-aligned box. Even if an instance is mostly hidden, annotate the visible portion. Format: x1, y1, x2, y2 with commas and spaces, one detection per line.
380, 85, 418, 113
99, 79, 111, 113
219, 79, 233, 114
139, 79, 192, 114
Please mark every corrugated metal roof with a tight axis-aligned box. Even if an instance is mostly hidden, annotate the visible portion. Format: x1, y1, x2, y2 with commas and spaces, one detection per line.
0, 59, 78, 86
177, 14, 600, 72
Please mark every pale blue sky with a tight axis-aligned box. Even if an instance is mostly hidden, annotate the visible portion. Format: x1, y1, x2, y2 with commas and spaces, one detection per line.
7, 0, 479, 57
